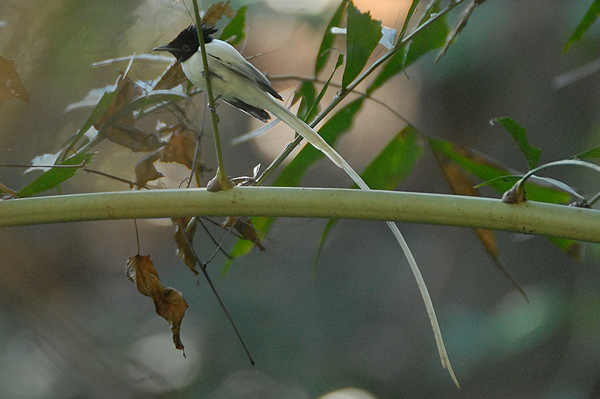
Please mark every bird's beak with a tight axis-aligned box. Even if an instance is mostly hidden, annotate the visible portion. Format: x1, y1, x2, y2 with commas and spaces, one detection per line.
153, 44, 175, 52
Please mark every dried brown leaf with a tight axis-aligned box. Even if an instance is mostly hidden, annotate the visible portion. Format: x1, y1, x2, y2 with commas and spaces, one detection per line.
202, 1, 235, 25
153, 62, 188, 91
126, 254, 163, 297
160, 127, 206, 174
127, 254, 189, 355
0, 181, 17, 196
161, 287, 189, 353
173, 217, 199, 274
0, 56, 28, 108
95, 75, 143, 128
135, 150, 164, 187
222, 216, 265, 251
104, 125, 164, 152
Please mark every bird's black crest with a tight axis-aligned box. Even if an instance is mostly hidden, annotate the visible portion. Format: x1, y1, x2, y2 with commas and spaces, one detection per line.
154, 24, 218, 63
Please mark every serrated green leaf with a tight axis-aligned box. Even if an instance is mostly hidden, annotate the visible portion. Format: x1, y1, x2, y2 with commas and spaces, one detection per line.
368, 0, 447, 94
564, 0, 600, 53
427, 138, 570, 204
223, 98, 366, 269
16, 152, 94, 198
315, 125, 425, 269
315, 0, 348, 76
219, 5, 247, 46
491, 117, 541, 170
342, 1, 383, 89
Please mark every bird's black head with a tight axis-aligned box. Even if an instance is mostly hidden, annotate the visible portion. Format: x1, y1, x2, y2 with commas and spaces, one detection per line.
153, 24, 218, 63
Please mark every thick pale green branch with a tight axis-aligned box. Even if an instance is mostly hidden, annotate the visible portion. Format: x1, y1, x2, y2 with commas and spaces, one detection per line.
1, 188, 599, 244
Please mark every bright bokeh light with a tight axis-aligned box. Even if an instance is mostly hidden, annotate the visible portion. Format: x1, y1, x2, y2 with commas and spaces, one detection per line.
127, 332, 201, 394
318, 387, 378, 399
263, 0, 339, 14
0, 335, 60, 399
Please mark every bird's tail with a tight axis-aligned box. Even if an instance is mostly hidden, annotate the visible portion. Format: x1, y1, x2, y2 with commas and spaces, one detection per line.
265, 98, 370, 191
263, 94, 459, 385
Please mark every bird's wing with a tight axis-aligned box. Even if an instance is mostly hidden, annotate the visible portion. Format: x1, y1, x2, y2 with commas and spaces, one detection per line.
207, 41, 283, 101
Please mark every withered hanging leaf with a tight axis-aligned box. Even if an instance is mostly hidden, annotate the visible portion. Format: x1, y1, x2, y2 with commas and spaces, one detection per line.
160, 126, 206, 175
127, 255, 189, 355
160, 287, 189, 353
436, 0, 488, 62
433, 149, 527, 300
127, 254, 163, 297
135, 150, 164, 187
222, 217, 265, 251
153, 62, 187, 91
0, 56, 28, 108
202, 1, 235, 25
173, 217, 199, 274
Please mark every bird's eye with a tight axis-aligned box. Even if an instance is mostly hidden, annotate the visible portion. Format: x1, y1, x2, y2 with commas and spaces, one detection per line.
182, 45, 191, 52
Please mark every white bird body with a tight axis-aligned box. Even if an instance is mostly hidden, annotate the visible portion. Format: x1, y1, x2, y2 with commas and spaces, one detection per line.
182, 39, 351, 172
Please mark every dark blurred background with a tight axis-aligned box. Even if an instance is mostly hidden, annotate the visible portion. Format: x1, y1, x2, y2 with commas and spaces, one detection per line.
1, 1, 600, 398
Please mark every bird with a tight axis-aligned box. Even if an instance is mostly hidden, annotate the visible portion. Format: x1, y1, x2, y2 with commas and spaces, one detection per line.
153, 23, 370, 190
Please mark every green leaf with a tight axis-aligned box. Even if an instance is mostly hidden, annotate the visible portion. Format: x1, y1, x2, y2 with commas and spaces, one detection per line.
574, 145, 600, 159
547, 236, 582, 261
430, 139, 578, 258
315, 0, 348, 76
342, 1, 383, 89
491, 117, 541, 170
427, 138, 570, 204
315, 125, 425, 269
223, 98, 366, 269
295, 81, 318, 122
368, 0, 448, 94
219, 5, 247, 46
61, 90, 115, 161
563, 0, 600, 53
306, 54, 344, 123
275, 98, 365, 187
16, 152, 94, 198
353, 125, 424, 190
399, 0, 420, 40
